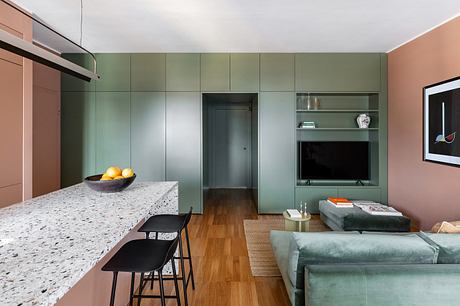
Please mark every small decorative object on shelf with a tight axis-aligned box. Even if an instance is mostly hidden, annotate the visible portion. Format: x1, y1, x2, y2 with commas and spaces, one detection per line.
356, 113, 371, 128
312, 97, 320, 110
298, 121, 316, 129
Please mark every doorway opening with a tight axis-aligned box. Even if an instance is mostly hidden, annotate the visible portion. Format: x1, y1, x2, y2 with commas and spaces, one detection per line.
202, 93, 258, 212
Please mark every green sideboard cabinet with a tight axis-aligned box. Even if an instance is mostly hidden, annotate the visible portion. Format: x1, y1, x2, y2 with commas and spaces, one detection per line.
166, 92, 202, 213
166, 54, 200, 91
95, 92, 131, 173
259, 92, 295, 213
95, 54, 131, 91
201, 54, 230, 91
61, 92, 96, 187
260, 54, 295, 91
131, 92, 166, 182
230, 53, 259, 92
131, 53, 166, 91
295, 53, 382, 92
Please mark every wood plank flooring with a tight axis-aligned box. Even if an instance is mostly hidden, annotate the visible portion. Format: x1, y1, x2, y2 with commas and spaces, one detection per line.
141, 189, 291, 306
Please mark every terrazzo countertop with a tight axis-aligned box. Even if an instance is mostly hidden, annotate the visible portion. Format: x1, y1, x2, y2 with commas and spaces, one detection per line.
0, 181, 178, 306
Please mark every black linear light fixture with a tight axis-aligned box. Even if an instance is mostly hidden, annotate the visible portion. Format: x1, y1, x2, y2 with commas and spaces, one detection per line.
0, 0, 99, 82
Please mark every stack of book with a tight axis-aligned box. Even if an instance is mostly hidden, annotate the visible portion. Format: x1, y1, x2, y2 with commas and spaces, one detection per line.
327, 197, 353, 208
353, 201, 403, 216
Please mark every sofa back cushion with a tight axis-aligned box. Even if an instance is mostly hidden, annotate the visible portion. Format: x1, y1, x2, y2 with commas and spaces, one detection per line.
290, 232, 439, 290
421, 233, 460, 264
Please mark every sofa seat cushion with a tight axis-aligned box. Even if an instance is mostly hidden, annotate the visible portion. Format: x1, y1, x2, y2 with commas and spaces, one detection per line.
291, 232, 439, 290
319, 200, 411, 232
421, 232, 460, 264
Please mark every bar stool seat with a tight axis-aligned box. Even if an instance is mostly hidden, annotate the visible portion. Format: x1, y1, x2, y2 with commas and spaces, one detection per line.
102, 239, 171, 272
139, 214, 185, 234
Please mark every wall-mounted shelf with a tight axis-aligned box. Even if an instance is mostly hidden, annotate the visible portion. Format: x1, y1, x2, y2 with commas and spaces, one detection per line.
296, 128, 379, 131
296, 109, 379, 113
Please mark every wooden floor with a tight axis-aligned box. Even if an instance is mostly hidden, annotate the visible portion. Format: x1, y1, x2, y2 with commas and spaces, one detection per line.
141, 189, 291, 306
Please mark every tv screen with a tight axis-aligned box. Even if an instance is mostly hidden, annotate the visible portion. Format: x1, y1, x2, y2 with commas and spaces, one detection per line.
298, 141, 369, 180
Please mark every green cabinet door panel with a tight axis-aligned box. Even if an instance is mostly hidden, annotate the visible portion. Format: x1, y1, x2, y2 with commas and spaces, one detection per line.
230, 53, 259, 92
131, 92, 166, 181
95, 54, 131, 91
166, 92, 202, 213
61, 92, 96, 187
338, 187, 381, 203
61, 54, 96, 91
95, 92, 131, 173
295, 53, 381, 92
131, 53, 166, 91
166, 54, 200, 91
295, 187, 338, 213
260, 54, 294, 91
201, 53, 230, 91
259, 92, 295, 213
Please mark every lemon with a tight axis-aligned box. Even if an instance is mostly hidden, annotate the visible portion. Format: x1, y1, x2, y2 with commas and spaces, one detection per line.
114, 176, 125, 180
122, 168, 134, 178
106, 166, 122, 178
100, 175, 112, 181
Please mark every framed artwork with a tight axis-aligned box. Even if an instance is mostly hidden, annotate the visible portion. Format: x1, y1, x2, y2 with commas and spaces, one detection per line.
424, 76, 460, 166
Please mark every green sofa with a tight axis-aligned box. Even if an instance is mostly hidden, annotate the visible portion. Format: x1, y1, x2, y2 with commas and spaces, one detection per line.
270, 230, 460, 306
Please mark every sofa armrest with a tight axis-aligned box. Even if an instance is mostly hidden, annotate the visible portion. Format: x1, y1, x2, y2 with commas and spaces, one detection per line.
305, 264, 460, 306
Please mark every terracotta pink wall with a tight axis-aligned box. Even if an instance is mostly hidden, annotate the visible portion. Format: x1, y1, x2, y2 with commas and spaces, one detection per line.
388, 17, 460, 230
0, 0, 32, 208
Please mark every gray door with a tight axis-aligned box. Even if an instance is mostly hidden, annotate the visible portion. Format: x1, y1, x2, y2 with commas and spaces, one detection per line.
213, 108, 251, 188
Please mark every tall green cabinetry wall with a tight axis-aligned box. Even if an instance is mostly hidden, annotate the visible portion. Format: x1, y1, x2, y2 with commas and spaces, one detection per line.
62, 53, 387, 214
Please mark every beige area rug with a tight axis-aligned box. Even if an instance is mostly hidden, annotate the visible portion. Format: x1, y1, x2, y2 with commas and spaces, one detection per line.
243, 218, 329, 277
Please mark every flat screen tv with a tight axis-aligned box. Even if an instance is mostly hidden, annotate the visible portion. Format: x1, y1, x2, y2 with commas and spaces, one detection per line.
298, 141, 369, 180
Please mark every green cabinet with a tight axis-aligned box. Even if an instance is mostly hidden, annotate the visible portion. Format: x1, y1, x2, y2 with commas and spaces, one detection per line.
61, 92, 96, 187
131, 54, 166, 91
95, 92, 131, 173
230, 54, 259, 91
61, 54, 96, 92
260, 54, 294, 91
95, 54, 131, 91
201, 54, 229, 91
295, 54, 381, 92
259, 92, 295, 213
166, 54, 200, 91
296, 187, 338, 213
338, 187, 381, 203
131, 92, 166, 181
166, 92, 202, 213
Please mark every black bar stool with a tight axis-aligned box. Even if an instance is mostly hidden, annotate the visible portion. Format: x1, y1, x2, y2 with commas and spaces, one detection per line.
138, 207, 195, 306
102, 237, 181, 306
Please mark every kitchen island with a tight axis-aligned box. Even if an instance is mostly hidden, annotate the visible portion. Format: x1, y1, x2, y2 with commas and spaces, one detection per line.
0, 181, 178, 306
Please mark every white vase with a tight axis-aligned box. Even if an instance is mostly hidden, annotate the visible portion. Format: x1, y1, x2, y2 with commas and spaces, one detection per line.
356, 114, 371, 128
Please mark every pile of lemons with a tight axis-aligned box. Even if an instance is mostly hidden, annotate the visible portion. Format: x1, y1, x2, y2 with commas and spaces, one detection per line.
100, 166, 134, 181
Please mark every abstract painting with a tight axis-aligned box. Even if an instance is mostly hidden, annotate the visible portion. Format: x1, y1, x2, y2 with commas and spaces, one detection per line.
424, 77, 460, 166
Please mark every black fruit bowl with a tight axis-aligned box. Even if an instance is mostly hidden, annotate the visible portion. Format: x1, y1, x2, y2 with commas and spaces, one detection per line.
83, 174, 136, 193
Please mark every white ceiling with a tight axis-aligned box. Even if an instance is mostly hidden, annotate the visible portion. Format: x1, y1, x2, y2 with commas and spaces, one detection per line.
12, 0, 460, 53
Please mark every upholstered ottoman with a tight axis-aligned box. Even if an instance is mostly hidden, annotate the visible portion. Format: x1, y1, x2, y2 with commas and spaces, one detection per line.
319, 200, 411, 232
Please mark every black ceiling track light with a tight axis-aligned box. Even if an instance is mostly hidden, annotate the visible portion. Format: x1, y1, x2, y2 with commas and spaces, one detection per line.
0, 0, 99, 82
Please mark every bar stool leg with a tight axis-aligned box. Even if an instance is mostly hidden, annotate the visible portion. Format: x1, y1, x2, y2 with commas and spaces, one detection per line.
129, 272, 135, 306
109, 272, 118, 306
185, 225, 195, 290
158, 270, 166, 306
138, 272, 144, 306
171, 258, 181, 306
150, 271, 155, 290
178, 231, 189, 306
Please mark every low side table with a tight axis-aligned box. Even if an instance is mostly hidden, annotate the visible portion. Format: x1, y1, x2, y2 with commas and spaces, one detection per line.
283, 211, 311, 232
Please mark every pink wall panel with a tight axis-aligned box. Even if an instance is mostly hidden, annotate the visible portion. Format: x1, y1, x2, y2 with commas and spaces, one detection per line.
388, 17, 460, 230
